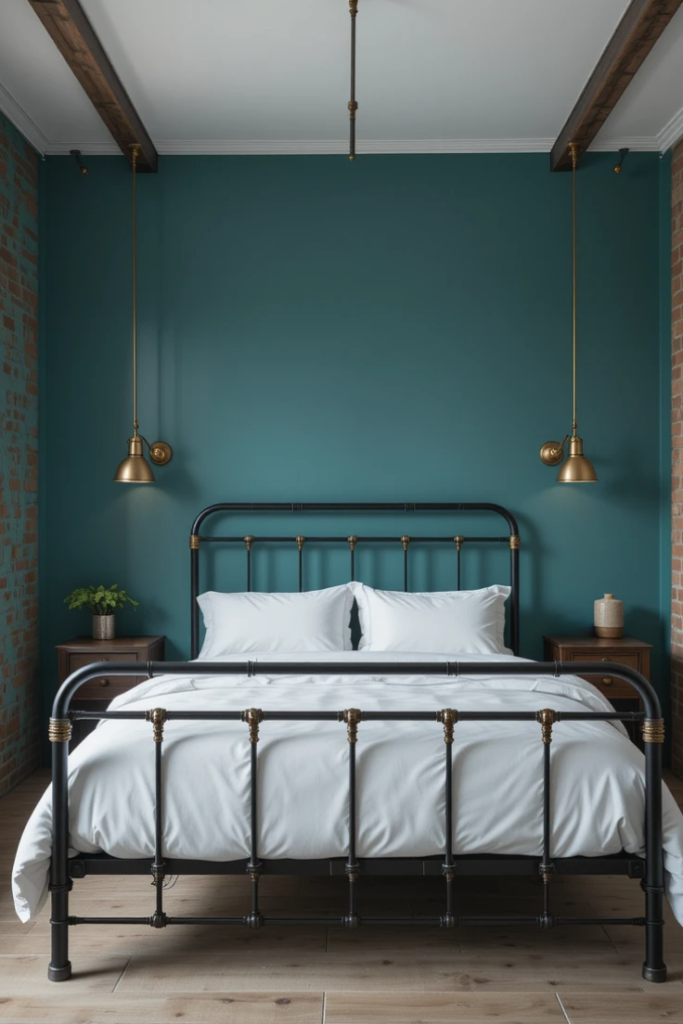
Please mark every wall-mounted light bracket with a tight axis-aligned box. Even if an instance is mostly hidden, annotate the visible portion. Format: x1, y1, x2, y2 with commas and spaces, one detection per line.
149, 441, 172, 466
540, 440, 566, 467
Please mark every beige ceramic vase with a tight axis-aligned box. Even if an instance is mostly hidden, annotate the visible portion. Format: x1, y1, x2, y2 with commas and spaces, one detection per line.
594, 594, 623, 638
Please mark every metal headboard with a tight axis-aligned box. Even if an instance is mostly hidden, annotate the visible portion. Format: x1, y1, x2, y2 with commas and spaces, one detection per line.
189, 503, 521, 658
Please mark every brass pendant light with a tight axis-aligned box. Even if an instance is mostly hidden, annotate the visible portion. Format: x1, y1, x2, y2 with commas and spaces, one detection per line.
114, 144, 172, 483
540, 143, 597, 483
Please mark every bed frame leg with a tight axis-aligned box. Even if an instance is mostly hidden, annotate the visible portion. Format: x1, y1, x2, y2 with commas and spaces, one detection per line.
48, 893, 71, 982
642, 719, 667, 983
48, 717, 72, 981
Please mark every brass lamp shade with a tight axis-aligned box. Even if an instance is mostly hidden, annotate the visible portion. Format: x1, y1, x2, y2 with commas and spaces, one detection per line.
114, 436, 155, 483
556, 436, 597, 483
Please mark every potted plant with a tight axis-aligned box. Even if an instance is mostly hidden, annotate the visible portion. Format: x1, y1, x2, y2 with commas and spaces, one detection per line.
64, 584, 139, 640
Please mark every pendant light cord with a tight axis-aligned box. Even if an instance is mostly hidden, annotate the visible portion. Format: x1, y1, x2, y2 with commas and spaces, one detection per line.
570, 142, 578, 436
349, 0, 358, 160
131, 144, 140, 434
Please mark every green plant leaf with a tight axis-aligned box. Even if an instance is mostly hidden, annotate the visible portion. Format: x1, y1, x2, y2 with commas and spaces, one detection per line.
64, 584, 140, 614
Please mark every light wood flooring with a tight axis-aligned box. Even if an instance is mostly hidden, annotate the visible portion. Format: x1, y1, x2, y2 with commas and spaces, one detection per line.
1, 770, 682, 1023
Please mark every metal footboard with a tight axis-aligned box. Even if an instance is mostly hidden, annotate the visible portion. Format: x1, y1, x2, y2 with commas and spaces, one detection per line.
47, 659, 667, 983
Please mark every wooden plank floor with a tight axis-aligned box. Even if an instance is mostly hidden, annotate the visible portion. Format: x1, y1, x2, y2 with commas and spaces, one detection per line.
1, 770, 682, 1023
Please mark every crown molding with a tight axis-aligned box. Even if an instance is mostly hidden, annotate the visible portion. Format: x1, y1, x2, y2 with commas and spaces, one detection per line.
591, 135, 663, 151
0, 80, 48, 155
44, 135, 667, 157
151, 138, 560, 155
45, 137, 557, 156
657, 105, 683, 152
44, 140, 119, 155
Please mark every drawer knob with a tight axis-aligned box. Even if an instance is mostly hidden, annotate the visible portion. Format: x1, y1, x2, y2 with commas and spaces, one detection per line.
99, 678, 109, 687
602, 677, 612, 685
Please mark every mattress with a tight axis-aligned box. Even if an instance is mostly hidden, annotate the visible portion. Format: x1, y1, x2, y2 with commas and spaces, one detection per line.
12, 651, 683, 924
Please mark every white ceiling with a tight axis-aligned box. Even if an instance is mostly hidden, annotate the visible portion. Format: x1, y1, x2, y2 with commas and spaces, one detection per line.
1, 0, 682, 156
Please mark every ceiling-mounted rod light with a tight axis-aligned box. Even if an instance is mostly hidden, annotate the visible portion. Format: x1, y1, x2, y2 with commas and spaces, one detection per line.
613, 147, 629, 175
540, 142, 597, 483
348, 0, 358, 160
69, 149, 88, 176
114, 144, 172, 483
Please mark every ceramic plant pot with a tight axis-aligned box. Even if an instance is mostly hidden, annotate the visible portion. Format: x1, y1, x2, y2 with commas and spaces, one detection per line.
594, 594, 623, 638
92, 614, 115, 640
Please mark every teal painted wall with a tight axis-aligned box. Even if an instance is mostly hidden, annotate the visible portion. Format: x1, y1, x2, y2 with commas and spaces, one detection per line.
40, 153, 667, 719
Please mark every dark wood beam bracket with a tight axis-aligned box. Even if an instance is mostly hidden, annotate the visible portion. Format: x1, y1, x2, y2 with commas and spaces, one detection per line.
551, 0, 683, 171
27, 0, 157, 172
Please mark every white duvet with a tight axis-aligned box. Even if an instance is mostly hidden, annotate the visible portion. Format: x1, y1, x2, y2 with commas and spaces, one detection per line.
12, 652, 683, 925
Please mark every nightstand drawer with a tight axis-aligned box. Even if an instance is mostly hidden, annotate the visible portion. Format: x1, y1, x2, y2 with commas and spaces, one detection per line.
571, 652, 641, 698
67, 652, 140, 700
543, 635, 650, 749
57, 636, 165, 750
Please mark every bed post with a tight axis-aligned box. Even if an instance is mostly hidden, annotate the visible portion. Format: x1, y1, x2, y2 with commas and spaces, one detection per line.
47, 716, 72, 981
509, 533, 520, 656
343, 708, 362, 928
190, 533, 200, 658
642, 714, 667, 983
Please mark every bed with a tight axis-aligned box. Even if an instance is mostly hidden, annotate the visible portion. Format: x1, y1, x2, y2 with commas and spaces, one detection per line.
12, 501, 682, 985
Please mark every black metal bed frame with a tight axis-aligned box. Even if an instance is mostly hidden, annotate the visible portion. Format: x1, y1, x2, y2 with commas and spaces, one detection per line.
47, 502, 667, 983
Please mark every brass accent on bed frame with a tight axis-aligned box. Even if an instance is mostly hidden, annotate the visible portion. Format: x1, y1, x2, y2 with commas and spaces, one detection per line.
343, 708, 362, 743
244, 535, 254, 551
642, 718, 665, 744
244, 708, 264, 744
401, 535, 410, 551
510, 535, 520, 550
296, 535, 306, 552
537, 708, 558, 744
48, 718, 72, 743
189, 535, 200, 550
437, 708, 458, 744
347, 535, 358, 551
146, 708, 167, 743
454, 536, 463, 551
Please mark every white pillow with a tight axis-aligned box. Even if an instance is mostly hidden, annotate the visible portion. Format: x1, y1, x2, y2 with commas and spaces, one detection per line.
352, 583, 511, 655
196, 585, 354, 658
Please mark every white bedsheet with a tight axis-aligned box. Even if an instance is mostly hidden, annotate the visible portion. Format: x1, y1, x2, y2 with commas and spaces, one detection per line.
12, 652, 683, 924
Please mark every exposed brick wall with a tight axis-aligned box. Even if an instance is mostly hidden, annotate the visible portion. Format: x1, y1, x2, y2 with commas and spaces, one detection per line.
0, 113, 39, 795
673, 139, 683, 779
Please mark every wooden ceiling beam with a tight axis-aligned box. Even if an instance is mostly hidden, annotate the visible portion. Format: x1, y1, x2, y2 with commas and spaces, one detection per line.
27, 0, 157, 172
551, 0, 683, 171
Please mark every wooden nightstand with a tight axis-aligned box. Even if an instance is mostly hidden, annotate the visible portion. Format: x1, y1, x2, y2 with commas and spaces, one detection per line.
543, 634, 651, 748
56, 635, 165, 749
